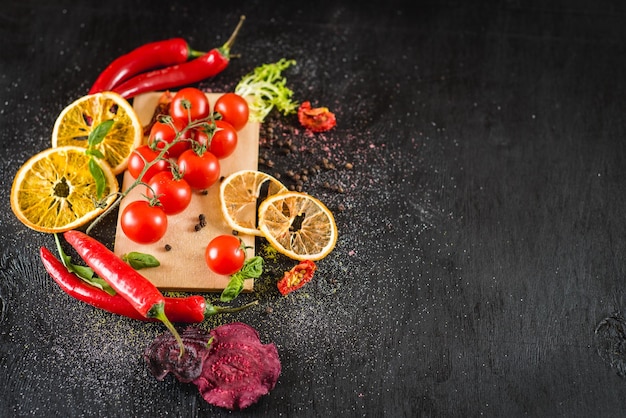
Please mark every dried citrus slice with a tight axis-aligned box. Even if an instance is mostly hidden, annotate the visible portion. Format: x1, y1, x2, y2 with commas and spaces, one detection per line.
257, 191, 337, 261
51, 92, 142, 174
219, 170, 288, 236
10, 146, 119, 233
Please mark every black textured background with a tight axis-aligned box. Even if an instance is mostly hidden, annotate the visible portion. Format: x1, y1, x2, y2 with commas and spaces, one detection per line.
2, 1, 626, 417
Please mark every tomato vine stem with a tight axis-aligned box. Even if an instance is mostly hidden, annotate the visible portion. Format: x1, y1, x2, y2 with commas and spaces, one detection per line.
86, 111, 216, 235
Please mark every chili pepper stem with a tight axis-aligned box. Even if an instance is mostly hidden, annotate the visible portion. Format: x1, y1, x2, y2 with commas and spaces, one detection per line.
221, 15, 246, 54
206, 300, 258, 316
150, 303, 186, 357
188, 48, 205, 59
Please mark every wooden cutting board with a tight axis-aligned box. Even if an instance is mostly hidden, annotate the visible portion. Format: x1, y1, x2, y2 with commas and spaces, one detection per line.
113, 92, 259, 292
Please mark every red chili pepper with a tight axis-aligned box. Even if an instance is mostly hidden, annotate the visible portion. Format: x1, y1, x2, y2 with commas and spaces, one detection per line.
63, 230, 185, 355
89, 38, 205, 94
39, 247, 256, 322
277, 260, 317, 295
112, 16, 245, 99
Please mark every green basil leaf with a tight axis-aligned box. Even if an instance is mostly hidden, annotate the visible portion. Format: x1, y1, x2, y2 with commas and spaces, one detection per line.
220, 275, 245, 302
88, 119, 114, 147
63, 259, 115, 295
85, 148, 106, 159
85, 277, 116, 295
89, 157, 106, 198
218, 257, 263, 302
66, 263, 94, 280
239, 256, 264, 278
122, 252, 160, 269
59, 249, 72, 268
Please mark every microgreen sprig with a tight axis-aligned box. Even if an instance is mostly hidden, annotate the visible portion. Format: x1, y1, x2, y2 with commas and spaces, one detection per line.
234, 58, 299, 122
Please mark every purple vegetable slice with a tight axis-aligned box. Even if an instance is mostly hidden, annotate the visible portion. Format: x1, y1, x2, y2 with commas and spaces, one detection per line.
144, 322, 281, 410
193, 322, 281, 410
144, 326, 212, 383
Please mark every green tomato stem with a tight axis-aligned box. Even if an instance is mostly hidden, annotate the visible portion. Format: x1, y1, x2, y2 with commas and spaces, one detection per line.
86, 113, 215, 235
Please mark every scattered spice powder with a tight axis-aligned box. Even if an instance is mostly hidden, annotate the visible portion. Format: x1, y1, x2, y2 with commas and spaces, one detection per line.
258, 115, 353, 196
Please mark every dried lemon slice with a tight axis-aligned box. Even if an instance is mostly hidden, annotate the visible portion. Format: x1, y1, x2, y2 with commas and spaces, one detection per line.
51, 92, 142, 175
10, 146, 119, 233
219, 169, 287, 236
257, 191, 337, 261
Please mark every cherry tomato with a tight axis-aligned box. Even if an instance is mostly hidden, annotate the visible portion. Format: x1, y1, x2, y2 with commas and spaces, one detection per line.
145, 170, 192, 215
193, 120, 238, 159
177, 148, 220, 190
169, 87, 210, 123
213, 92, 249, 131
127, 144, 169, 182
205, 234, 245, 276
147, 118, 191, 158
120, 200, 168, 244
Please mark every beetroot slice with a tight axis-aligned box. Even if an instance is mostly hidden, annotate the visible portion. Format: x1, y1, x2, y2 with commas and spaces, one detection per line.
192, 322, 281, 410
144, 323, 281, 410
144, 326, 212, 383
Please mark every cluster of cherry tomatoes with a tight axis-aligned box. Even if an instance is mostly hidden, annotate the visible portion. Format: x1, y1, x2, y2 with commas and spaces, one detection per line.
119, 87, 250, 275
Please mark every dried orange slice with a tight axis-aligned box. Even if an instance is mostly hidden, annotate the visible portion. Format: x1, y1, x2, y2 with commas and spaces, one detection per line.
10, 146, 119, 233
257, 191, 337, 261
51, 92, 142, 174
219, 170, 287, 236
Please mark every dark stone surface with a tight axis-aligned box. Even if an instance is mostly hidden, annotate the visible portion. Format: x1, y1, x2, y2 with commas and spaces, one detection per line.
2, 1, 626, 416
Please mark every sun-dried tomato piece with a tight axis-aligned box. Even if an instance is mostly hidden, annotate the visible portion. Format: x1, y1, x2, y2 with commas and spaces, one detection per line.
142, 90, 173, 136
297, 101, 336, 132
277, 260, 317, 295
